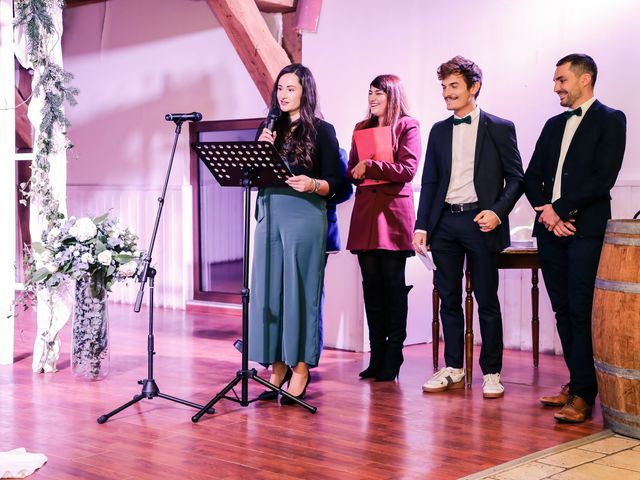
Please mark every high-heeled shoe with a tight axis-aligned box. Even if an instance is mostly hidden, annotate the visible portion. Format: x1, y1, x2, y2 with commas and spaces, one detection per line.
257, 366, 292, 401
374, 369, 399, 382
280, 371, 311, 405
359, 366, 379, 379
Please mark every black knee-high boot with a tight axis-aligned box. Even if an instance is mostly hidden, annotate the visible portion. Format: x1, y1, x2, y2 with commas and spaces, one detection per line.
360, 282, 387, 378
376, 285, 412, 381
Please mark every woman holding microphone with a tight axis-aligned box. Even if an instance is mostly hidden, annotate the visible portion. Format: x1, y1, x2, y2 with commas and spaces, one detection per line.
347, 74, 422, 382
249, 64, 341, 404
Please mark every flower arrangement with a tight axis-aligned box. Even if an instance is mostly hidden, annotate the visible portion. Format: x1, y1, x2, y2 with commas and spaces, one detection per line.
21, 212, 141, 379
24, 212, 140, 296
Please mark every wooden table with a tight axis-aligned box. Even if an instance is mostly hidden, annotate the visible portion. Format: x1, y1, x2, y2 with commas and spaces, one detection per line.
431, 247, 540, 387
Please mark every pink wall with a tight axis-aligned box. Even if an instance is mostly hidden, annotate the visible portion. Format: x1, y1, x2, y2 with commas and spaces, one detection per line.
62, 0, 268, 188
61, 0, 270, 308
301, 0, 640, 351
305, 0, 638, 181
61, 0, 640, 349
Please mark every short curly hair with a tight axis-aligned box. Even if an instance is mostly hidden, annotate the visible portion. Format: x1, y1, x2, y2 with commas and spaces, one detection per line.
437, 56, 483, 99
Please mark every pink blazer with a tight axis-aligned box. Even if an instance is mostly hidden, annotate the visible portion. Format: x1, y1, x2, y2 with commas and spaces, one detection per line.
346, 116, 422, 251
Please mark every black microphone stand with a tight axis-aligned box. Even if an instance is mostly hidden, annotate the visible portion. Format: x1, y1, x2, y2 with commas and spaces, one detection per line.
98, 119, 213, 424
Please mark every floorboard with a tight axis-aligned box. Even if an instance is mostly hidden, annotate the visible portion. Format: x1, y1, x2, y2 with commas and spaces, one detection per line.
1, 304, 604, 479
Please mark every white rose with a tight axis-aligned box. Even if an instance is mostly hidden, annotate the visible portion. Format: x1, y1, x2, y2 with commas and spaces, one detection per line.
47, 227, 61, 240
97, 250, 112, 266
118, 260, 138, 277
45, 263, 57, 273
80, 253, 94, 264
39, 251, 52, 264
69, 217, 97, 242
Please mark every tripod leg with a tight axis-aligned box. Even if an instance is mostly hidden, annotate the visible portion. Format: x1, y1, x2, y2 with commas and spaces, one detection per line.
157, 392, 215, 413
192, 373, 243, 423
97, 394, 145, 424
252, 373, 317, 414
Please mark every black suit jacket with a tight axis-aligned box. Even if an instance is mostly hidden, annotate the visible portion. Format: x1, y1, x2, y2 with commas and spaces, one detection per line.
524, 100, 627, 237
416, 110, 524, 252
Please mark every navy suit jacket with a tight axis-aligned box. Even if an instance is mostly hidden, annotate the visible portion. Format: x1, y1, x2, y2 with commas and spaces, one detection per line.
524, 100, 626, 237
416, 110, 524, 253
326, 148, 353, 252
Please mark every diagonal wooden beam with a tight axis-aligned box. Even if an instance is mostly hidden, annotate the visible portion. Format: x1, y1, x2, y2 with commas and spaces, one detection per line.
207, 0, 291, 105
282, 11, 301, 64
255, 0, 296, 13
15, 65, 32, 148
15, 87, 32, 149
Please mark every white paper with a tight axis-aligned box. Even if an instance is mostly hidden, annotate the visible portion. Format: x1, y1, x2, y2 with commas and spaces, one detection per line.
0, 448, 47, 478
417, 245, 436, 270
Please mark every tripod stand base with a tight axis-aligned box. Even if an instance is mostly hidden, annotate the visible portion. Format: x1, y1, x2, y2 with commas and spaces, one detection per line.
191, 368, 317, 423
97, 379, 215, 424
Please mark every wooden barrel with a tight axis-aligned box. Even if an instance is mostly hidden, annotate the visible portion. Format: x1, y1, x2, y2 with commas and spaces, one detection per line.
593, 219, 640, 439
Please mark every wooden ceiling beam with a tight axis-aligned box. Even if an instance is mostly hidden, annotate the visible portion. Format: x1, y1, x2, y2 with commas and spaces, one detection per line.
206, 0, 291, 105
254, 0, 296, 13
281, 11, 301, 64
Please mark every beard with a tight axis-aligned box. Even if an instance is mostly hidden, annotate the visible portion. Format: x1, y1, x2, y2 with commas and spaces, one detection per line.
559, 88, 581, 108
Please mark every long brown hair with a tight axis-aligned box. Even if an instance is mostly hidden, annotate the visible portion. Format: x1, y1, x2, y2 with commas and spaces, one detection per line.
268, 64, 319, 170
358, 74, 410, 148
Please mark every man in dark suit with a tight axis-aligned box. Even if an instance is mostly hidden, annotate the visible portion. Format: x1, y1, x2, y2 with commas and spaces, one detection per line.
414, 56, 524, 398
524, 54, 626, 423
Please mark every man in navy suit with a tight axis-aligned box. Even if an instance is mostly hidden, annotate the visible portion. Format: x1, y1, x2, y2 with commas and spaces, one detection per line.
524, 54, 626, 423
414, 56, 524, 398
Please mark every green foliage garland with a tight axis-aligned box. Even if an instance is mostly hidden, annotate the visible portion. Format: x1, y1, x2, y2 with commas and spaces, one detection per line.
14, 0, 79, 226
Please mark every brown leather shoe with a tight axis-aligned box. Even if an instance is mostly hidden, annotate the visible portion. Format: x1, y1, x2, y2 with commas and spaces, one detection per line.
554, 395, 592, 423
539, 384, 570, 407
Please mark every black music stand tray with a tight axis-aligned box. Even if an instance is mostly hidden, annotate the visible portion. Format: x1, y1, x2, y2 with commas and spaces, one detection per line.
190, 141, 318, 421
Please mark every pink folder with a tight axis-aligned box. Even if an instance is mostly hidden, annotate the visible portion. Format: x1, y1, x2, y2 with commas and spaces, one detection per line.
353, 126, 393, 186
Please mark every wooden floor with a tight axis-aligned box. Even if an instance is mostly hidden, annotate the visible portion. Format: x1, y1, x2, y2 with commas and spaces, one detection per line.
1, 304, 604, 479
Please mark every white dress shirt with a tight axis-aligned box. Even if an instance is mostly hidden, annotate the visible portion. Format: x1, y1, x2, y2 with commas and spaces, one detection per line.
446, 107, 480, 204
552, 97, 596, 202
414, 107, 500, 236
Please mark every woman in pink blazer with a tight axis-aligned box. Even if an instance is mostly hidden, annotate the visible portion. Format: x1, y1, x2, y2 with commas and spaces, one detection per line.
347, 74, 422, 381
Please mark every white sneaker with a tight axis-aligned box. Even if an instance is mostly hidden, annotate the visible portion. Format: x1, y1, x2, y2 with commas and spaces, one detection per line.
483, 373, 504, 398
422, 367, 465, 393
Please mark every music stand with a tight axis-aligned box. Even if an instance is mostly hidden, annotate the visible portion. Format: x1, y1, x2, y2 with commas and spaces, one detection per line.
190, 141, 318, 422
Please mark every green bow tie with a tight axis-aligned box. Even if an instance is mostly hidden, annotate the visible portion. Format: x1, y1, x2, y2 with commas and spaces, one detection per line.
452, 115, 472, 125
563, 107, 582, 119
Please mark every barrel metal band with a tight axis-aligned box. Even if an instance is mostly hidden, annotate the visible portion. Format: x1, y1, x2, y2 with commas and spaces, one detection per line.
604, 236, 640, 246
594, 358, 640, 380
602, 404, 640, 423
606, 220, 640, 235
595, 278, 640, 294
602, 405, 640, 439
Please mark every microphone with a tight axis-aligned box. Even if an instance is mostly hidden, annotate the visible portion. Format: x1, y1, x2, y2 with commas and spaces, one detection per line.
265, 110, 279, 131
164, 112, 202, 122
